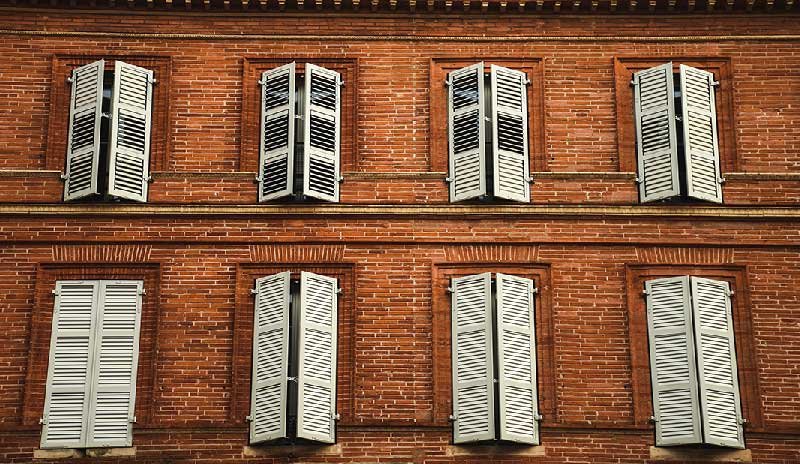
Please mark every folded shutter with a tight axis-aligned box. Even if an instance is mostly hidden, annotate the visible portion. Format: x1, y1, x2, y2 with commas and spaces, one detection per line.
258, 63, 296, 202
490, 65, 530, 203
495, 273, 539, 444
85, 281, 143, 448
645, 276, 702, 446
297, 272, 338, 443
41, 281, 99, 449
680, 65, 723, 204
690, 277, 744, 448
448, 63, 487, 202
108, 61, 153, 202
633, 63, 680, 203
303, 64, 341, 203
64, 60, 104, 201
450, 272, 494, 443
249, 272, 291, 443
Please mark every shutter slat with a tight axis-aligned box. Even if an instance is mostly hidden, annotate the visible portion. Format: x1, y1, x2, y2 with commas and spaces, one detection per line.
448, 63, 487, 202
491, 65, 530, 203
681, 65, 723, 204
259, 63, 296, 202
303, 65, 341, 203
64, 60, 104, 201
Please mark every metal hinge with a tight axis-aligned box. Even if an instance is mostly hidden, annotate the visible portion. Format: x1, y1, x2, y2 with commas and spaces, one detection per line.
66, 76, 74, 84
630, 79, 638, 87
642, 289, 649, 295
52, 290, 60, 296
251, 288, 258, 294
149, 78, 158, 85
257, 79, 266, 86
739, 418, 748, 425
525, 79, 531, 86
444, 177, 453, 183
649, 415, 658, 423
718, 176, 726, 184
144, 175, 153, 183
634, 177, 642, 184
484, 117, 491, 123
444, 79, 451, 87
295, 115, 303, 120
337, 176, 345, 183
287, 376, 297, 383
102, 112, 112, 120
139, 289, 146, 296
532, 287, 539, 294
339, 81, 345, 87
245, 415, 253, 422
525, 177, 534, 184
727, 290, 735, 297
39, 416, 48, 425
448, 414, 457, 422
332, 413, 341, 420
59, 173, 68, 181
446, 286, 454, 293
534, 413, 543, 421
711, 80, 720, 87
254, 176, 262, 184
129, 416, 137, 424
675, 116, 682, 122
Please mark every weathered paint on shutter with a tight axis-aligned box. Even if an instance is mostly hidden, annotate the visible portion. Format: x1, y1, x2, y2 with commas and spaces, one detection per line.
691, 277, 744, 449
645, 276, 702, 446
249, 272, 291, 443
634, 63, 680, 203
108, 61, 153, 202
303, 64, 341, 203
296, 272, 338, 443
41, 281, 99, 449
64, 60, 104, 201
450, 272, 494, 443
258, 63, 296, 202
680, 65, 723, 204
448, 63, 487, 202
495, 273, 539, 444
490, 65, 530, 203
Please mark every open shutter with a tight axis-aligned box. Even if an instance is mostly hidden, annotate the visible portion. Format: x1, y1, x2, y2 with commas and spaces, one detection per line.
85, 281, 143, 448
495, 273, 539, 444
258, 63, 296, 202
64, 60, 104, 201
691, 277, 744, 448
681, 65, 723, 204
645, 276, 702, 446
303, 64, 341, 203
41, 281, 99, 449
297, 272, 338, 443
490, 65, 530, 203
448, 63, 487, 202
249, 272, 291, 443
634, 63, 680, 203
450, 272, 494, 443
108, 61, 153, 202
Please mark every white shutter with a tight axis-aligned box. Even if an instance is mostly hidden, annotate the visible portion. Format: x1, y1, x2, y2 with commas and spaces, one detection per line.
448, 63, 487, 202
303, 64, 341, 203
490, 65, 530, 203
258, 63, 296, 202
296, 272, 338, 443
634, 63, 680, 203
64, 60, 104, 201
249, 272, 291, 443
691, 277, 744, 449
450, 272, 494, 443
108, 61, 153, 203
495, 273, 539, 444
85, 281, 143, 448
680, 65, 723, 204
645, 276, 702, 446
41, 281, 99, 449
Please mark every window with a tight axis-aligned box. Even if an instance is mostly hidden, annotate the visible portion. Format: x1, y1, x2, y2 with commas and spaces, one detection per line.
450, 273, 540, 444
62, 60, 154, 203
249, 271, 339, 445
40, 280, 144, 449
447, 63, 532, 203
257, 63, 342, 203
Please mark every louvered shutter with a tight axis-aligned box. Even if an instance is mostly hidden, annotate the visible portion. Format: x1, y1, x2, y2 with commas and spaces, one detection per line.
634, 63, 680, 203
690, 277, 744, 448
645, 276, 702, 446
258, 64, 296, 202
303, 64, 341, 203
85, 281, 143, 448
108, 61, 153, 202
249, 272, 291, 443
296, 272, 338, 443
490, 65, 530, 203
450, 273, 494, 443
680, 65, 723, 204
448, 63, 487, 202
41, 281, 99, 449
64, 60, 104, 201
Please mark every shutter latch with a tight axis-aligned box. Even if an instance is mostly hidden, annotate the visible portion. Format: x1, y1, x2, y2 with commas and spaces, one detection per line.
287, 376, 297, 383
675, 116, 682, 122
102, 112, 112, 120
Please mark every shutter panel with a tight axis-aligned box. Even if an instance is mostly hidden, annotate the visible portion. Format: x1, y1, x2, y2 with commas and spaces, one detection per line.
634, 63, 680, 203
490, 65, 530, 203
451, 272, 495, 443
448, 63, 487, 202
681, 65, 723, 204
296, 272, 338, 443
64, 60, 104, 201
258, 63, 296, 202
645, 276, 702, 446
303, 64, 341, 203
249, 272, 291, 443
86, 281, 143, 448
495, 273, 539, 444
41, 281, 99, 449
108, 61, 153, 202
691, 277, 744, 448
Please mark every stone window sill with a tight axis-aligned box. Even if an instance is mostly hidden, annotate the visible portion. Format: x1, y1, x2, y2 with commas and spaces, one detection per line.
34, 447, 136, 459
649, 446, 751, 462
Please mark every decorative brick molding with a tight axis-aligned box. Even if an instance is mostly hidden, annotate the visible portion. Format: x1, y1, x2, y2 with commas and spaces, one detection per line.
248, 244, 346, 263
635, 247, 736, 265
443, 245, 538, 263
51, 244, 153, 262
